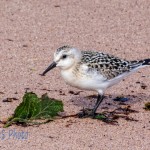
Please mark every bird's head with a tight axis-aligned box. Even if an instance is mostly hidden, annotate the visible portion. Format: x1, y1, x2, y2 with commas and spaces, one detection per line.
41, 46, 81, 76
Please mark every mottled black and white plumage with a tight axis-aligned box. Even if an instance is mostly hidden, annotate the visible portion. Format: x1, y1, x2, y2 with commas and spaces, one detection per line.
42, 46, 150, 117
80, 50, 148, 79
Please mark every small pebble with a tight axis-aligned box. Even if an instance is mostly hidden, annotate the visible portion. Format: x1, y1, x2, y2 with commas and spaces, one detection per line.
113, 97, 129, 102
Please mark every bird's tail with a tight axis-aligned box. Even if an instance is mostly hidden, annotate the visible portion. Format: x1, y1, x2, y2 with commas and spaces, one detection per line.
130, 58, 150, 69
141, 59, 150, 66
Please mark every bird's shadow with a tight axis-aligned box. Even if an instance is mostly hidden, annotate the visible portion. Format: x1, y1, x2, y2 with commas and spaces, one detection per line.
71, 93, 150, 112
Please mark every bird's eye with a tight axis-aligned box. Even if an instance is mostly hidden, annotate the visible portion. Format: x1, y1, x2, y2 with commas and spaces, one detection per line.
62, 55, 67, 59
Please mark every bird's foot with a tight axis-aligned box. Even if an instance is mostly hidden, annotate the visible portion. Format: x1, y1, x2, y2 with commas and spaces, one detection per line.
77, 108, 96, 118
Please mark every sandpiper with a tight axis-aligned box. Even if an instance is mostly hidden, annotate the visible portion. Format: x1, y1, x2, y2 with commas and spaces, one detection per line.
41, 46, 150, 117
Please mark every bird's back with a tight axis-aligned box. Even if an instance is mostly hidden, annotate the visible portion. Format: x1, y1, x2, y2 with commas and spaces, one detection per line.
80, 51, 132, 80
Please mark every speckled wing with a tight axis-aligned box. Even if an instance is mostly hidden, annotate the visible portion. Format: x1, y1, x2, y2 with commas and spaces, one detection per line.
81, 51, 131, 79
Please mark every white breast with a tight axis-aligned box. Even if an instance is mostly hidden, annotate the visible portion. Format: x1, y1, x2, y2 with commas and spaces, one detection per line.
61, 69, 77, 86
60, 64, 109, 92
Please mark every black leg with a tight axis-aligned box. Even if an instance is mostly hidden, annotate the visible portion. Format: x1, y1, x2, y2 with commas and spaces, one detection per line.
91, 94, 104, 117
77, 94, 104, 118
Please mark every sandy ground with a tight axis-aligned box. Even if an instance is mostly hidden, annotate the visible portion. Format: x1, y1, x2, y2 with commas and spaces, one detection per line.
0, 0, 150, 149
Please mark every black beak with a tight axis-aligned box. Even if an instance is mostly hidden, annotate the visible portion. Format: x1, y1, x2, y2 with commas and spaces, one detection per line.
41, 61, 57, 76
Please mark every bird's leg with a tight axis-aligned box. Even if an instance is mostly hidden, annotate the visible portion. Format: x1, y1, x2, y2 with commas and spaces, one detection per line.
78, 94, 104, 118
91, 94, 104, 118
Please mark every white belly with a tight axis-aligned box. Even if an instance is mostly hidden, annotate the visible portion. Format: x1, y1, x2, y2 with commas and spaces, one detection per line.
61, 68, 109, 92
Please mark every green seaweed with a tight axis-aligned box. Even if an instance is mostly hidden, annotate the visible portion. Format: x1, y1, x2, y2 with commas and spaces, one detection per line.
95, 114, 107, 120
4, 92, 63, 127
144, 102, 150, 111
